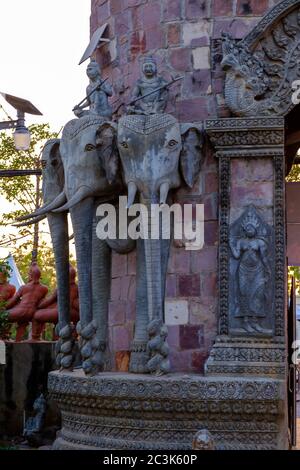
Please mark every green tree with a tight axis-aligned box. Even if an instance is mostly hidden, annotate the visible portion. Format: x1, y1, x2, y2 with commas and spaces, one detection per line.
0, 123, 59, 289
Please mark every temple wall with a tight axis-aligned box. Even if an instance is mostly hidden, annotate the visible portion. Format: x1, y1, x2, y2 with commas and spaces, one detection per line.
90, 0, 278, 372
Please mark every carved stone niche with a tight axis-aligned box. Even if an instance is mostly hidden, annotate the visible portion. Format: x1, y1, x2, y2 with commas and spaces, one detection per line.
205, 117, 286, 378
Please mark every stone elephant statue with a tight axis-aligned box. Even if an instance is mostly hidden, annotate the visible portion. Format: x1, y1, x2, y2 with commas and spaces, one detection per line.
97, 113, 203, 373
17, 115, 134, 374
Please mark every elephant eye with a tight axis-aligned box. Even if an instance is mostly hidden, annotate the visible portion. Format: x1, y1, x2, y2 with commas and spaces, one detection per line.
51, 159, 58, 167
120, 141, 129, 149
85, 144, 95, 152
167, 139, 178, 148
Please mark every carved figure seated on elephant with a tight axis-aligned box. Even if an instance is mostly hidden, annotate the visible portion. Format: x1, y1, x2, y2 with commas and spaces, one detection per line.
127, 56, 168, 115
32, 265, 79, 341
73, 59, 113, 119
7, 263, 48, 341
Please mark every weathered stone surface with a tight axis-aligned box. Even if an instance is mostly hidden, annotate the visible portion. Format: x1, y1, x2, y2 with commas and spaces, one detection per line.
165, 300, 189, 325
192, 46, 210, 70
169, 47, 192, 71
178, 274, 201, 297
182, 21, 211, 46
180, 325, 204, 349
212, 0, 233, 16
167, 23, 181, 46
236, 0, 268, 16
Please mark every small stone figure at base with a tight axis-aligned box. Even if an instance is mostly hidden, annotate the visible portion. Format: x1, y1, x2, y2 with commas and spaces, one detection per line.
192, 429, 215, 450
127, 56, 168, 115
7, 263, 48, 341
73, 59, 112, 119
146, 319, 170, 376
23, 393, 47, 447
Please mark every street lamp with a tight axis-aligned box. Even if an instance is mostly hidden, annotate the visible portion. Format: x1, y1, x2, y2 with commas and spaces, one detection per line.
0, 92, 42, 151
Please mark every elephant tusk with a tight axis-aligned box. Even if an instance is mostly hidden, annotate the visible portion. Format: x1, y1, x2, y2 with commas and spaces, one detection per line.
52, 187, 90, 213
13, 214, 47, 227
127, 181, 138, 209
16, 192, 67, 221
159, 182, 170, 205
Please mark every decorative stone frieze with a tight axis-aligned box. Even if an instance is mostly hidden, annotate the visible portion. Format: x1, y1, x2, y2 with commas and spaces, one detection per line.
48, 371, 287, 450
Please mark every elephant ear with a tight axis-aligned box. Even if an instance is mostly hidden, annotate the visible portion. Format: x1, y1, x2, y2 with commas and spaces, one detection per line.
41, 139, 64, 189
96, 122, 119, 185
180, 124, 204, 189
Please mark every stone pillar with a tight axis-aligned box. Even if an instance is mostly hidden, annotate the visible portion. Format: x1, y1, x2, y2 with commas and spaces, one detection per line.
205, 117, 287, 378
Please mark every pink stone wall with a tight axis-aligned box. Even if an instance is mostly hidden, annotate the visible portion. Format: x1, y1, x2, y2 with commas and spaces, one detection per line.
90, 0, 277, 373
230, 159, 274, 225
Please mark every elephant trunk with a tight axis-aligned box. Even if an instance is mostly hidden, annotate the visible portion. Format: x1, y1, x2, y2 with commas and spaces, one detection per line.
140, 191, 171, 376
47, 212, 74, 370
91, 209, 112, 372
70, 197, 94, 328
141, 194, 163, 322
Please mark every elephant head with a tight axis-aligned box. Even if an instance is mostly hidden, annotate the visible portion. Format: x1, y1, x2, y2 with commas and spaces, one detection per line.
41, 139, 65, 204
53, 116, 122, 213
116, 114, 203, 206
15, 138, 66, 225
96, 113, 203, 373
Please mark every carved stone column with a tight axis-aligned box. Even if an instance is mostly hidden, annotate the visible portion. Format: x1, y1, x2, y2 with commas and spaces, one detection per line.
205, 117, 286, 378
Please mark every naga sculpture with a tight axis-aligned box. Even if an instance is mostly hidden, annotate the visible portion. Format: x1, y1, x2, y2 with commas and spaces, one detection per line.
229, 206, 274, 336
221, 4, 300, 118
7, 263, 48, 341
32, 265, 79, 341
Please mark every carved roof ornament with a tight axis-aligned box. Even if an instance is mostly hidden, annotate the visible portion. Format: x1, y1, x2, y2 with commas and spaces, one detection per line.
221, 0, 300, 117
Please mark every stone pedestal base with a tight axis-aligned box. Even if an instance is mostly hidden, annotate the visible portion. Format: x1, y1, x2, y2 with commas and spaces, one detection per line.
48, 370, 288, 450
205, 336, 286, 377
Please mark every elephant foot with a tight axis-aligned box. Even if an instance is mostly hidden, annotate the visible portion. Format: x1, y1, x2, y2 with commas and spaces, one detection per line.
77, 320, 107, 376
146, 319, 170, 376
129, 348, 149, 374
55, 323, 76, 371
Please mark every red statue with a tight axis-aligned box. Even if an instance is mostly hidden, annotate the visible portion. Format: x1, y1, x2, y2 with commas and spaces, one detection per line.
32, 266, 79, 341
0, 268, 16, 304
7, 263, 48, 342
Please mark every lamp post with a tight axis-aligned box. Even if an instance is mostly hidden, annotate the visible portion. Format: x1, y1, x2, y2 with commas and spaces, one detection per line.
0, 92, 43, 176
